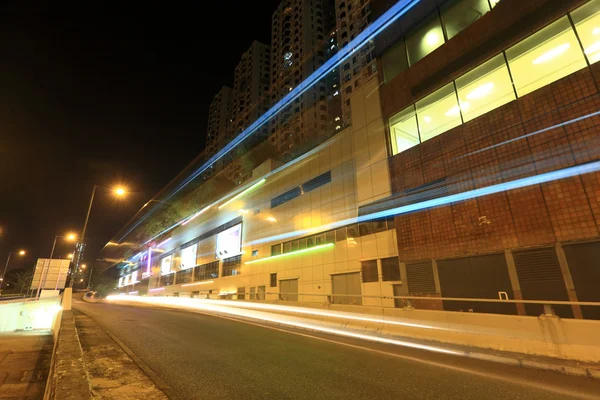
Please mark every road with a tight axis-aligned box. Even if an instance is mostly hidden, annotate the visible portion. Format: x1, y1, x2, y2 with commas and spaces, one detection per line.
73, 300, 600, 400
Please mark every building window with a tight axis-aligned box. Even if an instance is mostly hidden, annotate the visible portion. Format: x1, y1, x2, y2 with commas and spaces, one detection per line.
336, 227, 347, 241
250, 287, 256, 300
257, 285, 266, 300
406, 13, 445, 65
237, 287, 246, 300
175, 268, 193, 284
381, 257, 401, 281
441, 0, 490, 40
270, 273, 277, 287
389, 105, 420, 155
361, 260, 378, 283
271, 243, 282, 256
416, 82, 462, 142
571, 0, 600, 65
455, 53, 516, 122
195, 261, 219, 281
222, 255, 242, 277
506, 17, 587, 97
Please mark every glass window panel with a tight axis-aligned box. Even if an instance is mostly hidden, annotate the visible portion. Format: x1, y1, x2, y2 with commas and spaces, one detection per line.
325, 230, 336, 243
571, 0, 600, 64
290, 240, 299, 252
358, 221, 373, 236
456, 53, 516, 122
389, 105, 420, 155
416, 83, 462, 141
406, 13, 445, 65
298, 238, 307, 250
271, 244, 281, 256
373, 218, 387, 233
382, 38, 409, 83
347, 224, 359, 238
283, 242, 292, 253
361, 260, 379, 283
335, 227, 347, 241
441, 0, 490, 39
506, 17, 587, 97
307, 235, 315, 247
315, 233, 325, 245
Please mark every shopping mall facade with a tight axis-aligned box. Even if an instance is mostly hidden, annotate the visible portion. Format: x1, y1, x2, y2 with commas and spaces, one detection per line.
104, 0, 600, 320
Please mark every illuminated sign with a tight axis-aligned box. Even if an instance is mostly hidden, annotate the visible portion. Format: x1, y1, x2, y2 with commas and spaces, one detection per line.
180, 244, 198, 270
216, 224, 242, 259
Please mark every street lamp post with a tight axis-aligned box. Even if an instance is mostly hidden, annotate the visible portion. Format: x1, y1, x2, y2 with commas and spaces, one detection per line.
0, 250, 26, 294
71, 185, 126, 288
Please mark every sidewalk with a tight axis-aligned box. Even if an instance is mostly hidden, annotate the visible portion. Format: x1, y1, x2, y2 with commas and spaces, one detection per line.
52, 310, 168, 400
0, 332, 53, 399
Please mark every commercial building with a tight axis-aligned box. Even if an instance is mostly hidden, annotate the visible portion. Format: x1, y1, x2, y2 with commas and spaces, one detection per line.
105, 0, 600, 320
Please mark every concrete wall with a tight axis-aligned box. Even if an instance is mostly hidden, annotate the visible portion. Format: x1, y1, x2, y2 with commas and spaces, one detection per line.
0, 298, 61, 332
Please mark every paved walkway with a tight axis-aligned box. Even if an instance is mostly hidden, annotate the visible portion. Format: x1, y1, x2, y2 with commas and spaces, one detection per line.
0, 332, 53, 400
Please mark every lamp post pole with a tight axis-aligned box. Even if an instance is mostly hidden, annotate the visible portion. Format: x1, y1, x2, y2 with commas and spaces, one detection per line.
71, 186, 97, 288
36, 236, 59, 300
0, 252, 12, 293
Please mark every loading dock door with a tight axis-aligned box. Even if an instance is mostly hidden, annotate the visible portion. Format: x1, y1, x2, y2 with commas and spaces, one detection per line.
437, 254, 517, 315
279, 279, 298, 301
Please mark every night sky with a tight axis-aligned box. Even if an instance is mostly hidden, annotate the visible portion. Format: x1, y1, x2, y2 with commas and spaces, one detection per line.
0, 1, 281, 274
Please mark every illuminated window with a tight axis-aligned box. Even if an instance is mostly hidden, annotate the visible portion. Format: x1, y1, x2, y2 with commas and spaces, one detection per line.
389, 105, 420, 155
406, 13, 445, 65
571, 0, 600, 64
441, 0, 490, 40
506, 17, 587, 96
222, 255, 242, 277
456, 53, 516, 122
416, 83, 462, 142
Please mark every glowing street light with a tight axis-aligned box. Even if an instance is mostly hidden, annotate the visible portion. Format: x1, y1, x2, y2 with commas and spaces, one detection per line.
18, 250, 26, 256
81, 264, 87, 269
72, 184, 128, 288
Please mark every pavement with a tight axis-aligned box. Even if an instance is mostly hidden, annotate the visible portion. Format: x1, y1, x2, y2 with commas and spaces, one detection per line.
73, 299, 600, 400
0, 332, 53, 400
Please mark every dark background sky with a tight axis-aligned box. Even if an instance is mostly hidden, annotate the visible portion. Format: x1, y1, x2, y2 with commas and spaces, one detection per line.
0, 1, 281, 274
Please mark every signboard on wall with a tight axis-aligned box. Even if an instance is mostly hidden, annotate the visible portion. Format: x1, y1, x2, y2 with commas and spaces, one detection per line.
216, 224, 242, 259
180, 244, 198, 270
30, 258, 71, 290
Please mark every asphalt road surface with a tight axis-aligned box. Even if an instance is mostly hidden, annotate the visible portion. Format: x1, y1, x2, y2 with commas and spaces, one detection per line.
73, 300, 600, 400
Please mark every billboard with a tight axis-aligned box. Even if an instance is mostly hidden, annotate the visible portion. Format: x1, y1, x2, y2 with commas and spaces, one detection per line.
30, 258, 71, 290
216, 224, 242, 259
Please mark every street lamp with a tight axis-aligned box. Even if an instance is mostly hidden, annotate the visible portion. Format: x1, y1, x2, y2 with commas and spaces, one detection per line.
0, 249, 26, 294
35, 233, 76, 300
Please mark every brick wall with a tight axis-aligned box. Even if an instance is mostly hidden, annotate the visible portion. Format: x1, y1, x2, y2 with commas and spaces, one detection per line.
389, 65, 600, 262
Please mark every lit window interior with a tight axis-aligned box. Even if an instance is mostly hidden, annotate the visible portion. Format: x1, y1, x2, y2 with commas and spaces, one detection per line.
506, 17, 587, 97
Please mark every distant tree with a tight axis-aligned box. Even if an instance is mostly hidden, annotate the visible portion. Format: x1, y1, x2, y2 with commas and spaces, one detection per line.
15, 270, 33, 294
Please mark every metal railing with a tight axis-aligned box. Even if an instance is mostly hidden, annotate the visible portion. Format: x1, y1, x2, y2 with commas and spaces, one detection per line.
163, 291, 600, 319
